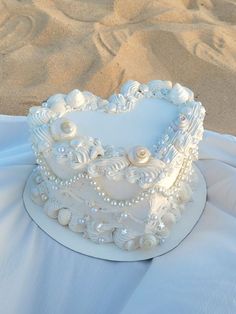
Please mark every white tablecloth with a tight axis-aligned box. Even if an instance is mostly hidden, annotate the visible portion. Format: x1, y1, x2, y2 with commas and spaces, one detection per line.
0, 115, 236, 314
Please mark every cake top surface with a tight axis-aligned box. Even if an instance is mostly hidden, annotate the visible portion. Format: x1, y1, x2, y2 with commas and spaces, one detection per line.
27, 80, 205, 189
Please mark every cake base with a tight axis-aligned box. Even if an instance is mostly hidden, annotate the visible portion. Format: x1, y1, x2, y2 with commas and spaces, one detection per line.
23, 164, 207, 262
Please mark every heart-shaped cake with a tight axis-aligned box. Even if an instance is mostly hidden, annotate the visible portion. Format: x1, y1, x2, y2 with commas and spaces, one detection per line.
26, 80, 205, 252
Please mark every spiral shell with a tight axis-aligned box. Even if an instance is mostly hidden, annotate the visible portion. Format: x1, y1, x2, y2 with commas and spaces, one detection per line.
139, 234, 159, 250
65, 89, 86, 109
58, 208, 72, 226
43, 198, 62, 218
169, 83, 193, 105
50, 118, 77, 141
120, 80, 140, 96
127, 146, 151, 166
28, 107, 55, 127
147, 80, 172, 92
47, 94, 67, 115
113, 228, 140, 250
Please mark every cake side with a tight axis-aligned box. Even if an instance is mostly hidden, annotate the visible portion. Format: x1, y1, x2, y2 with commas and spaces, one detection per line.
27, 80, 205, 251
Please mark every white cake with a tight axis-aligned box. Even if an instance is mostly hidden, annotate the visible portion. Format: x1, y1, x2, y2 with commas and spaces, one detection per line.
27, 80, 205, 251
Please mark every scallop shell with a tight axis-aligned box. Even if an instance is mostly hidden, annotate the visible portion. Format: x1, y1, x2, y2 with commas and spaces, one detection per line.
113, 228, 140, 250
139, 234, 159, 250
108, 94, 126, 106
147, 80, 172, 92
65, 89, 86, 109
120, 80, 140, 96
46, 94, 67, 115
169, 83, 193, 105
28, 107, 55, 127
58, 208, 72, 226
50, 118, 77, 141
43, 198, 62, 219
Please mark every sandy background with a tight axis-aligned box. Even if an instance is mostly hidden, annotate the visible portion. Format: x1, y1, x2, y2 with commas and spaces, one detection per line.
0, 0, 235, 134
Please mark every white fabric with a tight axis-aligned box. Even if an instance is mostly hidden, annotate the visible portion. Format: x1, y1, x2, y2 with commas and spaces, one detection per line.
0, 115, 236, 314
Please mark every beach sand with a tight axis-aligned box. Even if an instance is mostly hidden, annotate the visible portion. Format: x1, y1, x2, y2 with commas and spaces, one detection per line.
0, 0, 235, 134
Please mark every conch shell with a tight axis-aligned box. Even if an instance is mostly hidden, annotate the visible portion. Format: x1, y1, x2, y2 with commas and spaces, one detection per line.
46, 94, 67, 115
65, 89, 86, 109
168, 83, 194, 105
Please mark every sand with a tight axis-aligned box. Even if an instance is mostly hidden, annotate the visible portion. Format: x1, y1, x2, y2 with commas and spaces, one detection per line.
0, 0, 235, 134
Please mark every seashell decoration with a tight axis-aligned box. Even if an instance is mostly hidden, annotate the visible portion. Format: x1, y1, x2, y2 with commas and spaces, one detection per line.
176, 182, 192, 204
46, 94, 67, 115
168, 83, 193, 105
57, 208, 72, 226
147, 80, 172, 93
87, 221, 113, 243
108, 94, 126, 111
68, 215, 86, 233
120, 80, 140, 96
161, 212, 176, 229
65, 89, 86, 109
43, 198, 62, 219
113, 228, 140, 250
28, 107, 55, 127
127, 146, 151, 166
50, 118, 77, 141
139, 234, 159, 250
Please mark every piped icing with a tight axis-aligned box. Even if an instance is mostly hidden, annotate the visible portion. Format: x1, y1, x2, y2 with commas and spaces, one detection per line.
27, 80, 205, 251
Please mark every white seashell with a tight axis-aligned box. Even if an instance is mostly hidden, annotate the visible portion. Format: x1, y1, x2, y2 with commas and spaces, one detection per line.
108, 94, 126, 106
162, 213, 176, 229
124, 239, 139, 251
43, 199, 62, 219
120, 80, 140, 96
139, 234, 159, 250
47, 94, 67, 115
113, 228, 140, 250
127, 146, 151, 166
65, 89, 86, 109
169, 83, 193, 105
177, 183, 192, 203
50, 118, 77, 141
87, 221, 113, 243
68, 215, 86, 233
28, 107, 55, 126
147, 80, 172, 92
90, 145, 104, 160
58, 208, 72, 226
170, 205, 181, 221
